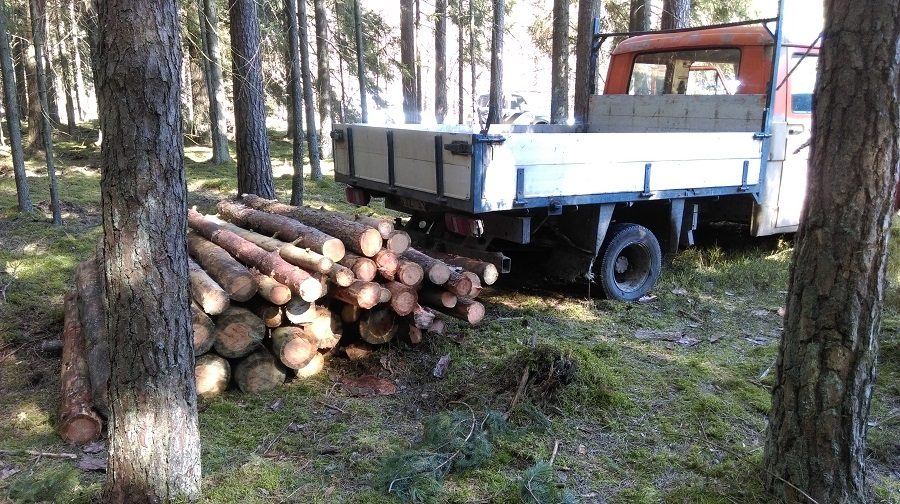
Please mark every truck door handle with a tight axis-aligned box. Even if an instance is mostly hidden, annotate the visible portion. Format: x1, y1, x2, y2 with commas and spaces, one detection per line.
788, 124, 805, 135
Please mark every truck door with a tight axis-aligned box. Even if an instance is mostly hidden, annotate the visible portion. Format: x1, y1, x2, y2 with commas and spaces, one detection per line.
775, 51, 817, 228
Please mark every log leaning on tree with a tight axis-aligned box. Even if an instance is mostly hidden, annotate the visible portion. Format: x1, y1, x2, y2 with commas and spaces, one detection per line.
332, 281, 382, 309
234, 347, 287, 393
238, 194, 383, 257
216, 199, 346, 261
188, 233, 258, 302
58, 290, 102, 446
188, 257, 230, 315
73, 259, 109, 418
428, 251, 499, 286
209, 216, 334, 273
213, 306, 266, 358
434, 296, 485, 325
401, 248, 451, 285
338, 252, 377, 282
191, 301, 216, 355
187, 209, 323, 302
384, 281, 417, 316
270, 326, 318, 369
254, 272, 293, 305
359, 306, 399, 344
195, 353, 231, 397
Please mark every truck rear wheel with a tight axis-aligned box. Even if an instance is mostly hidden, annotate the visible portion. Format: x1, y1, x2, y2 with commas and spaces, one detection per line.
595, 223, 662, 301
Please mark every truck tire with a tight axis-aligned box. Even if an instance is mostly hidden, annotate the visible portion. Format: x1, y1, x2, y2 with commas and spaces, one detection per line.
595, 223, 662, 301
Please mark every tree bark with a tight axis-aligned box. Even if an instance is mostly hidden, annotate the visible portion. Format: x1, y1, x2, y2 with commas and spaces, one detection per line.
550, 0, 568, 124
428, 251, 499, 285
187, 233, 258, 302
195, 353, 231, 397
0, 0, 31, 212
67, 0, 84, 120
229, 0, 274, 198
434, 0, 447, 124
13, 36, 27, 119
455, 0, 464, 124
484, 0, 504, 129
763, 2, 900, 503
199, 0, 231, 163
28, 0, 61, 225
573, 0, 599, 125
660, 0, 690, 30
58, 290, 102, 446
351, 0, 366, 122
211, 216, 334, 273
24, 10, 42, 152
628, 0, 651, 31
297, 0, 322, 180
74, 259, 109, 418
55, 18, 76, 133
313, 0, 334, 157
285, 0, 305, 205
400, 0, 419, 124
96, 0, 201, 498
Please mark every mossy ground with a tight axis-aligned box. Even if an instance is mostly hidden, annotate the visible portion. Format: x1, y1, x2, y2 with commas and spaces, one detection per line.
0, 128, 897, 503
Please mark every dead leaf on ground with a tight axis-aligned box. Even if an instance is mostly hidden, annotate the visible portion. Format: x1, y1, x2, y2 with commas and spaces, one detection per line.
0, 465, 19, 480
745, 336, 770, 346
675, 336, 701, 347
78, 455, 107, 472
671, 287, 689, 296
339, 375, 397, 396
634, 329, 684, 341
432, 355, 451, 378
81, 441, 105, 454
637, 294, 658, 303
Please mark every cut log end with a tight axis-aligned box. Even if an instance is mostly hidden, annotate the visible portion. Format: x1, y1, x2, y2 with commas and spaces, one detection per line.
294, 352, 325, 378
60, 411, 102, 446
386, 230, 411, 254
271, 327, 318, 369
298, 276, 325, 302
234, 348, 287, 393
321, 239, 347, 262
359, 308, 398, 344
359, 228, 384, 257
195, 354, 231, 397
396, 260, 424, 287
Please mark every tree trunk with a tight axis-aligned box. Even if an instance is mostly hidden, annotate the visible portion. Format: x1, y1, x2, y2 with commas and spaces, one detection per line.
660, 0, 690, 30
187, 233, 258, 302
313, 0, 334, 157
763, 2, 900, 503
297, 0, 322, 181
25, 2, 41, 151
58, 290, 102, 445
628, 0, 651, 31
0, 0, 31, 213
234, 347, 287, 393
550, 0, 568, 124
186, 17, 210, 141
455, 0, 464, 124
484, 0, 504, 129
43, 9, 59, 126
188, 257, 231, 315
229, 0, 274, 198
195, 353, 231, 397
213, 306, 266, 358
351, 0, 366, 122
67, 0, 84, 120
285, 0, 305, 205
434, 0, 447, 124
13, 37, 27, 119
400, 0, 418, 124
199, 0, 231, 163
55, 19, 76, 133
28, 0, 61, 225
95, 0, 201, 498
573, 0, 599, 125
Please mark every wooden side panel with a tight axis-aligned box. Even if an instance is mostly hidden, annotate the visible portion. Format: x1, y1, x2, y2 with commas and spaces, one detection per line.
588, 94, 767, 133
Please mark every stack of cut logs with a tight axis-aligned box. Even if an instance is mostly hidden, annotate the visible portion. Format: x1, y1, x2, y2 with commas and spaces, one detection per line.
58, 194, 496, 445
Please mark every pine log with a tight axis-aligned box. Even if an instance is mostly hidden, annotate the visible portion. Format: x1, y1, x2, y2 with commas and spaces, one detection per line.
328, 263, 355, 287
340, 303, 361, 323
410, 304, 438, 329
234, 347, 287, 393
40, 339, 64, 355
188, 257, 230, 315
284, 298, 317, 324
396, 258, 424, 287
216, 199, 345, 261
210, 217, 335, 273
249, 300, 283, 328
195, 353, 231, 397
401, 248, 451, 285
344, 341, 375, 361
213, 306, 266, 358
384, 281, 417, 316
428, 251, 500, 286
188, 233, 257, 302
238, 194, 383, 257
463, 271, 483, 297
338, 252, 377, 282
418, 285, 458, 309
188, 209, 323, 302
373, 249, 399, 280
385, 230, 411, 254
295, 352, 325, 378
435, 297, 485, 325
444, 270, 474, 297
305, 305, 343, 349
58, 290, 102, 446
379, 287, 392, 304
254, 272, 292, 305
73, 259, 109, 418
359, 307, 398, 344
191, 301, 216, 355
270, 326, 318, 369
336, 212, 393, 239
332, 281, 382, 309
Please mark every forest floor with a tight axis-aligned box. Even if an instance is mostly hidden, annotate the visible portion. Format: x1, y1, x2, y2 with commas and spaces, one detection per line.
0, 127, 897, 503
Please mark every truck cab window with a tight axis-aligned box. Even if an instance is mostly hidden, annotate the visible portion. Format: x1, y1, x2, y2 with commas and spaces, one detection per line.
790, 54, 818, 113
629, 48, 741, 95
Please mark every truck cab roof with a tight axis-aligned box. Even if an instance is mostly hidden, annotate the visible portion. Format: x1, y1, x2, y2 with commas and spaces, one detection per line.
612, 25, 775, 55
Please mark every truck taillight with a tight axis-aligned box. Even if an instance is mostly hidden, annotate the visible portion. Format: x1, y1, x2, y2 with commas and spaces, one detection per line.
345, 187, 371, 206
444, 213, 484, 237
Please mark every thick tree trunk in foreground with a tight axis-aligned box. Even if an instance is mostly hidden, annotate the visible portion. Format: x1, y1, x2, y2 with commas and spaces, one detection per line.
229, 0, 274, 198
0, 0, 31, 212
96, 0, 201, 499
763, 2, 900, 503
199, 0, 231, 164
484, 0, 504, 128
550, 0, 568, 124
573, 0, 599, 124
660, 0, 690, 30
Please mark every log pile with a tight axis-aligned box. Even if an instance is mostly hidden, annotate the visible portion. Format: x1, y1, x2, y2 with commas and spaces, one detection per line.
58, 195, 495, 443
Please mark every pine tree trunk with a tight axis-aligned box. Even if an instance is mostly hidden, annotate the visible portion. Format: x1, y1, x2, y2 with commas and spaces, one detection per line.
550, 0, 568, 124
298, 0, 322, 180
400, 0, 418, 124
96, 0, 201, 498
573, 0, 599, 124
455, 0, 463, 124
351, 0, 366, 122
484, 0, 504, 128
313, 0, 333, 157
67, 0, 84, 120
186, 15, 210, 142
628, 0, 651, 31
28, 0, 61, 225
55, 19, 76, 133
763, 2, 900, 503
0, 0, 31, 212
434, 0, 447, 124
43, 10, 59, 126
229, 0, 274, 198
285, 0, 305, 205
660, 0, 690, 30
24, 13, 42, 151
199, 0, 231, 164
13, 37, 27, 118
